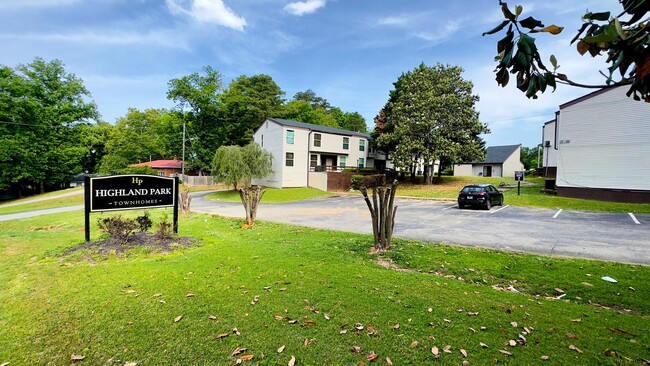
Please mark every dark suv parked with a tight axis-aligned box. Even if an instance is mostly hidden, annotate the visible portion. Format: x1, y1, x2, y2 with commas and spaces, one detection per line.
457, 184, 504, 210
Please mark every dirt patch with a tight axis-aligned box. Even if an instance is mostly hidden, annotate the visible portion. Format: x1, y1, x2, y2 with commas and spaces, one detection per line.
375, 258, 415, 273
65, 232, 198, 256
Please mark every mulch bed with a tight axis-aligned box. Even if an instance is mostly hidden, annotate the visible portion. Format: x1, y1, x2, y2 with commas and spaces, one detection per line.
65, 232, 198, 256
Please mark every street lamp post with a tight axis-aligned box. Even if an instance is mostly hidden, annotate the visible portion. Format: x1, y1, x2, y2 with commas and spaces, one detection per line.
181, 107, 185, 177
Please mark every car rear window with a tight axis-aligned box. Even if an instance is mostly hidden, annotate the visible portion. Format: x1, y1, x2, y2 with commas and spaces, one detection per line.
462, 186, 484, 193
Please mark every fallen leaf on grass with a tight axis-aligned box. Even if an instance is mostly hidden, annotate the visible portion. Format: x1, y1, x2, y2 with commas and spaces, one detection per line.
410, 341, 418, 347
324, 313, 330, 320
427, 307, 433, 313
431, 346, 439, 358
442, 345, 452, 354
231, 347, 247, 356
208, 315, 217, 320
392, 324, 400, 330
303, 338, 312, 346
124, 363, 138, 366
186, 291, 194, 297
233, 328, 241, 336
386, 357, 393, 365
274, 315, 285, 321
277, 345, 285, 353
367, 326, 378, 336
366, 353, 378, 362
174, 315, 183, 323
463, 361, 470, 366
510, 322, 518, 327
480, 342, 489, 348
153, 293, 162, 297
238, 354, 254, 362
340, 329, 348, 335
541, 355, 550, 360
555, 288, 565, 293
460, 349, 468, 358
355, 323, 364, 330
71, 354, 85, 361
352, 346, 361, 353
566, 333, 576, 339
499, 350, 512, 356
508, 340, 517, 347
302, 321, 315, 327
609, 328, 634, 335
568, 345, 583, 353
581, 282, 593, 287
0, 363, 9, 366
121, 289, 137, 294
216, 333, 229, 340
288, 356, 296, 366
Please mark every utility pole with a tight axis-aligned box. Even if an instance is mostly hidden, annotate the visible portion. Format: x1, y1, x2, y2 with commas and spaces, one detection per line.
181, 107, 186, 177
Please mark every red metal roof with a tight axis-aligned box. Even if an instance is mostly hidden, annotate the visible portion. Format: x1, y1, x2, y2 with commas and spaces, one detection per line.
130, 159, 185, 169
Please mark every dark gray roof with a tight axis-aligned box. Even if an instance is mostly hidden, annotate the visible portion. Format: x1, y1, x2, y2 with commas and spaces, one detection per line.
473, 145, 521, 164
267, 118, 370, 138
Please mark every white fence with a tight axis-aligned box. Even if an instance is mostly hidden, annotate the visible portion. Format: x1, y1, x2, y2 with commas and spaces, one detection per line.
179, 174, 222, 187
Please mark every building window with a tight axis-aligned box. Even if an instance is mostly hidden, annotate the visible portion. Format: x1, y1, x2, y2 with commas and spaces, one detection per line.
158, 171, 164, 176
357, 158, 365, 168
314, 133, 321, 147
369, 146, 375, 154
359, 139, 365, 152
286, 152, 294, 167
286, 130, 295, 144
343, 137, 349, 150
339, 156, 347, 168
310, 154, 318, 167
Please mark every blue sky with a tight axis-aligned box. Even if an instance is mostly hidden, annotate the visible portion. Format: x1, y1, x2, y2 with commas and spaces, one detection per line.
0, 0, 616, 147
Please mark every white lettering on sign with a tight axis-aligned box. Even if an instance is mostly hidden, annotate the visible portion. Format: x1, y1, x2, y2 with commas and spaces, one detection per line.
94, 188, 172, 197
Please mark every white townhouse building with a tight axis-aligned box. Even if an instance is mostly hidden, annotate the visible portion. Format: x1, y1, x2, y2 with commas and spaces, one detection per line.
252, 118, 380, 189
542, 86, 650, 203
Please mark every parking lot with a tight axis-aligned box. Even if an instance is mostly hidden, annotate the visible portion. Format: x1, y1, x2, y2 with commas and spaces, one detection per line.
192, 193, 650, 265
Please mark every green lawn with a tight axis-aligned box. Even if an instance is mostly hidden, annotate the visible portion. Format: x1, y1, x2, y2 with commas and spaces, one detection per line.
0, 188, 84, 215
396, 176, 650, 213
1, 210, 648, 365
207, 187, 333, 203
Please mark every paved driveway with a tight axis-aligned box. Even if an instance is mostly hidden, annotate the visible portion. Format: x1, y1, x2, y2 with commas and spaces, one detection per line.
192, 193, 650, 265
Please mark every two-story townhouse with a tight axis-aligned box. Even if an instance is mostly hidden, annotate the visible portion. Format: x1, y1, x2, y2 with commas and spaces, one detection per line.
541, 86, 650, 203
252, 118, 373, 189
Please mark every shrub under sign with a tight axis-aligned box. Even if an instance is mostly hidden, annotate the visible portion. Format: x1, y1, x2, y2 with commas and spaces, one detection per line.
84, 175, 178, 241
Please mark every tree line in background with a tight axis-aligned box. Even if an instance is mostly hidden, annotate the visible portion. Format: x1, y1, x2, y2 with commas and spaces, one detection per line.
0, 59, 367, 197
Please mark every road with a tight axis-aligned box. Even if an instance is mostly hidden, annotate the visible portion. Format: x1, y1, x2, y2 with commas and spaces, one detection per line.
191, 192, 650, 265
1, 190, 648, 265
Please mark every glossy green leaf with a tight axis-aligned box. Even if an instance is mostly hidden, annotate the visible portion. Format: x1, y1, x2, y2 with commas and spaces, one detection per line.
549, 54, 558, 69
584, 11, 611, 21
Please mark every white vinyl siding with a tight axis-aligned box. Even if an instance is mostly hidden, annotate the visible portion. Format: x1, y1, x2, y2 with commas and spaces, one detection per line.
556, 86, 650, 190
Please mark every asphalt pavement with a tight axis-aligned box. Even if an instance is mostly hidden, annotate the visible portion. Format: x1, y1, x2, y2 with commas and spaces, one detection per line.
191, 192, 650, 265
1, 190, 648, 265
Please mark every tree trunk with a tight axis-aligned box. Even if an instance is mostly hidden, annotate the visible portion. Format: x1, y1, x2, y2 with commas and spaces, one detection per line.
179, 189, 192, 215
360, 180, 398, 251
238, 185, 265, 226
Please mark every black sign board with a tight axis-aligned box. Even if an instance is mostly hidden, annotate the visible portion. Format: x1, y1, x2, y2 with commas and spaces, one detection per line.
89, 175, 177, 212
84, 175, 179, 241
514, 171, 525, 182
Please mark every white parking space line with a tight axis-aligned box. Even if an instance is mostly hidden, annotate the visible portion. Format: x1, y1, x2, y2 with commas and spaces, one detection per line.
629, 213, 641, 225
553, 209, 563, 219
490, 205, 510, 214
442, 204, 457, 210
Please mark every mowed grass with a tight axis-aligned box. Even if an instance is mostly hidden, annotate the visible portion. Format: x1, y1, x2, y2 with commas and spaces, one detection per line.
0, 210, 648, 365
207, 187, 333, 203
0, 188, 84, 215
396, 176, 650, 213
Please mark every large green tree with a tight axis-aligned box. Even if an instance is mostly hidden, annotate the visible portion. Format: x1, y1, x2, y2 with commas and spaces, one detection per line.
99, 108, 180, 174
212, 142, 273, 226
167, 66, 226, 174
376, 63, 488, 184
0, 58, 99, 196
484, 1, 649, 101
221, 74, 285, 145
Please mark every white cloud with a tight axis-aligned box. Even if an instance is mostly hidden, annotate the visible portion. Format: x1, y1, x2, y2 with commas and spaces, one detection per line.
166, 0, 247, 31
0, 29, 189, 49
377, 15, 411, 27
283, 0, 326, 16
